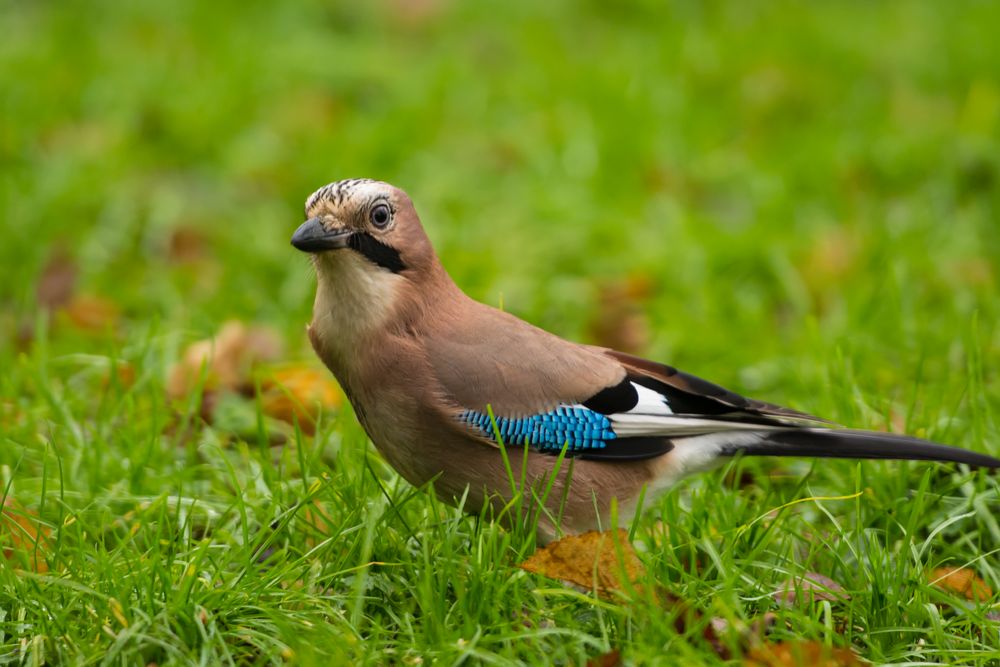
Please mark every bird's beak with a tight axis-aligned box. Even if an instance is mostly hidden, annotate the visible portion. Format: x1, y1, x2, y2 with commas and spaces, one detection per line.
290, 218, 353, 253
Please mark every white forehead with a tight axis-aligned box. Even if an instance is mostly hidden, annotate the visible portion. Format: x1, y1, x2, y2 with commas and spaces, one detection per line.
305, 178, 390, 213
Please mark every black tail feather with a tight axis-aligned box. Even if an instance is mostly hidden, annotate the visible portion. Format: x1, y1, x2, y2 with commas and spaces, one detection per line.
726, 428, 1000, 469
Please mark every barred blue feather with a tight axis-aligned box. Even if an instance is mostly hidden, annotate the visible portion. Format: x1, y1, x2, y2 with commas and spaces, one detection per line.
460, 406, 616, 452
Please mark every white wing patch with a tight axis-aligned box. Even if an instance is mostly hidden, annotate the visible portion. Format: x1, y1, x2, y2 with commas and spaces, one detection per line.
668, 431, 764, 475
608, 414, 770, 437
607, 381, 780, 438
630, 383, 673, 416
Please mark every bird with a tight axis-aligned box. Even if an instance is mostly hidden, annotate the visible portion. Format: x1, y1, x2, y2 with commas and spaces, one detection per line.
291, 178, 1000, 542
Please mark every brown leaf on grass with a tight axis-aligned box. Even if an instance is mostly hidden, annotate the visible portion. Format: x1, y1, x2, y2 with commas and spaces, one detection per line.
587, 275, 653, 354
388, 0, 450, 28
743, 641, 864, 666
259, 366, 342, 435
34, 249, 120, 335
518, 529, 646, 597
930, 567, 994, 602
1, 498, 50, 573
775, 572, 849, 606
61, 294, 121, 333
586, 649, 621, 667
18, 247, 79, 346
167, 227, 209, 264
36, 247, 78, 310
167, 321, 284, 401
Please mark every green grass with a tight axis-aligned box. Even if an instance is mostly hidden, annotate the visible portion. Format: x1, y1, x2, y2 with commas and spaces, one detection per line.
3, 0, 1000, 663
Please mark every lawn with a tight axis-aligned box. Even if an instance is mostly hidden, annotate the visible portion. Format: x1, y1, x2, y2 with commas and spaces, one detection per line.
2, 0, 1000, 664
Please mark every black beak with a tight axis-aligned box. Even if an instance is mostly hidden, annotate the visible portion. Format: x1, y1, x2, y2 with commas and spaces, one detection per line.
290, 218, 353, 253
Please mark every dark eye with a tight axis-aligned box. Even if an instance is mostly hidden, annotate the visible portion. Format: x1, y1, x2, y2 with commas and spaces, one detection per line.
370, 203, 392, 228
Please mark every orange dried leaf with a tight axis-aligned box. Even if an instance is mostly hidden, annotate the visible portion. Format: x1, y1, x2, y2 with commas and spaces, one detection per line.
167, 320, 283, 400
167, 226, 209, 263
743, 641, 864, 666
586, 649, 622, 667
518, 529, 646, 597
388, 0, 449, 28
260, 366, 341, 434
930, 567, 993, 602
1, 498, 50, 573
62, 294, 121, 332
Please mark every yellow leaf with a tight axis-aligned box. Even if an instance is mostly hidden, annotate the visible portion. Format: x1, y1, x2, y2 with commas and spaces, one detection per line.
743, 641, 864, 666
259, 366, 342, 434
62, 294, 121, 332
518, 529, 646, 597
1, 498, 50, 573
166, 321, 283, 401
930, 567, 993, 602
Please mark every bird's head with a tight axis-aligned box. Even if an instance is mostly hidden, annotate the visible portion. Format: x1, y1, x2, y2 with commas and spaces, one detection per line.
292, 178, 436, 277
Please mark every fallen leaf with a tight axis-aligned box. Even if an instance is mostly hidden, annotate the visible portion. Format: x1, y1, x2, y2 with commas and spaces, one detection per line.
36, 247, 78, 310
743, 641, 863, 666
388, 0, 449, 28
167, 226, 209, 264
930, 567, 993, 602
18, 247, 79, 346
1, 498, 50, 573
518, 529, 646, 597
586, 649, 621, 667
62, 294, 121, 332
259, 366, 341, 434
775, 572, 849, 606
167, 320, 283, 401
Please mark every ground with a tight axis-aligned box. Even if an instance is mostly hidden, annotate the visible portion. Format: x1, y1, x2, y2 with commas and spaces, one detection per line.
2, 1, 999, 664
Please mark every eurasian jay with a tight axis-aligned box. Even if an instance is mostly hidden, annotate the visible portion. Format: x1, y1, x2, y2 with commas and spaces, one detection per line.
292, 178, 999, 541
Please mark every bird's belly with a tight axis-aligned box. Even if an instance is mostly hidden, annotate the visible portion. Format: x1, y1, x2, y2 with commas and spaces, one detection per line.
357, 403, 666, 541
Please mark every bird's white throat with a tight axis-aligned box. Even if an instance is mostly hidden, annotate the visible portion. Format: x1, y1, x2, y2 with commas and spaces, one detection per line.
311, 251, 405, 355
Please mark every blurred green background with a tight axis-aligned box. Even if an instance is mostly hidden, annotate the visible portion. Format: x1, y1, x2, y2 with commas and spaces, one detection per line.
2, 0, 1000, 663
4, 0, 998, 377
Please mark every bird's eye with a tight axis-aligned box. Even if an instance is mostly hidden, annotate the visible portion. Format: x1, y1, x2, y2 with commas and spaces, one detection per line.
370, 203, 392, 228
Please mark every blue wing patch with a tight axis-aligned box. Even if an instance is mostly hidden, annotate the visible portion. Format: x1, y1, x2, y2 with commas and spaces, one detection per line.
460, 406, 617, 452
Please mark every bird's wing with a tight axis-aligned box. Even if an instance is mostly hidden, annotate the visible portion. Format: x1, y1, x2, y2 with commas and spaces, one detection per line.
425, 306, 627, 417
426, 308, 1000, 468
426, 304, 824, 461
599, 349, 835, 428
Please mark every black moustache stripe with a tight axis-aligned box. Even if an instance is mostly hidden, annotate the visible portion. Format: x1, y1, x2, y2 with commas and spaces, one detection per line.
348, 232, 406, 273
